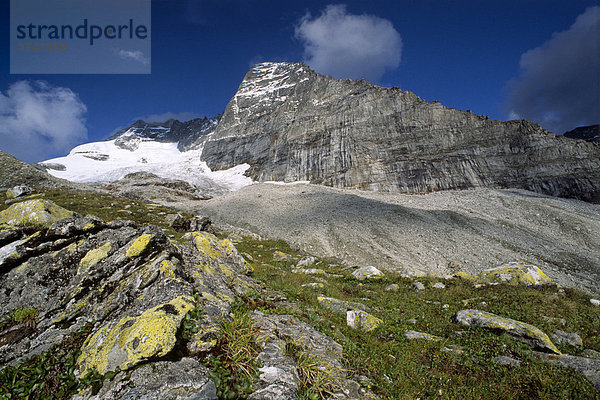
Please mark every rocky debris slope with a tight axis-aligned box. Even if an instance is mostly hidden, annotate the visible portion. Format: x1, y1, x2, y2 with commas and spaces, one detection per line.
202, 62, 600, 202
101, 171, 226, 202
0, 199, 375, 399
189, 183, 600, 295
109, 115, 221, 152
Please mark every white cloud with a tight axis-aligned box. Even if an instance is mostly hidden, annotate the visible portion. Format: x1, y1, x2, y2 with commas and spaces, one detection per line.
0, 81, 87, 162
137, 112, 203, 123
118, 49, 150, 65
295, 4, 402, 82
505, 6, 600, 133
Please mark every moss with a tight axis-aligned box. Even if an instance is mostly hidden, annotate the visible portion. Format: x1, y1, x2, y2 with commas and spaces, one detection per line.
77, 295, 194, 377
78, 242, 111, 274
125, 234, 153, 258
0, 199, 73, 228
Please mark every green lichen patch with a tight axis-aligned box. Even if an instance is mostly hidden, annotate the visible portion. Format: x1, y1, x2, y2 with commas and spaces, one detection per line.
125, 234, 154, 258
77, 295, 195, 377
478, 263, 552, 286
78, 242, 112, 274
191, 231, 223, 259
0, 199, 73, 228
456, 309, 561, 354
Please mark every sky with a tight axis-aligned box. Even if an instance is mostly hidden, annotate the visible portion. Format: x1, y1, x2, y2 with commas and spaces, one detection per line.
0, 0, 599, 162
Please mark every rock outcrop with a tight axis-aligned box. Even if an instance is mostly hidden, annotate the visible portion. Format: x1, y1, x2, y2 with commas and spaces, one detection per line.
202, 62, 600, 202
0, 200, 374, 399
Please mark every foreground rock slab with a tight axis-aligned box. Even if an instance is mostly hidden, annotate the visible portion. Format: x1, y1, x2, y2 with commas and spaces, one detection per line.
455, 309, 560, 354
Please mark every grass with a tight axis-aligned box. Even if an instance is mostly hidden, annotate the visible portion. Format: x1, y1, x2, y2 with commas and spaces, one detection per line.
234, 236, 600, 400
204, 300, 263, 399
1, 189, 599, 399
0, 188, 195, 241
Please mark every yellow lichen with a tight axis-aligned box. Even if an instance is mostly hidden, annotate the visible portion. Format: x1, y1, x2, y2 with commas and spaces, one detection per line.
219, 263, 234, 278
77, 295, 194, 377
126, 234, 153, 257
159, 259, 177, 279
192, 232, 222, 259
454, 271, 476, 281
78, 242, 111, 274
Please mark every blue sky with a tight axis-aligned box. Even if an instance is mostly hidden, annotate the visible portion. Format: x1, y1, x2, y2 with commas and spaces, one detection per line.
1, 0, 599, 162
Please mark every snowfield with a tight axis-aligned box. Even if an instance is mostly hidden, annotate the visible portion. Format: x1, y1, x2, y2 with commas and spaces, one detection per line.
42, 139, 254, 192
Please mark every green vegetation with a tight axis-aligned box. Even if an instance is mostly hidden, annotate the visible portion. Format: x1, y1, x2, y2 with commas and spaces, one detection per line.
0, 324, 98, 400
181, 291, 205, 340
235, 236, 600, 400
0, 189, 195, 241
204, 300, 262, 399
283, 340, 338, 400
0, 308, 39, 331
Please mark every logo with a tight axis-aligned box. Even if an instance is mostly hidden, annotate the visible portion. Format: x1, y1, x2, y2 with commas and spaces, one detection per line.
10, 0, 151, 74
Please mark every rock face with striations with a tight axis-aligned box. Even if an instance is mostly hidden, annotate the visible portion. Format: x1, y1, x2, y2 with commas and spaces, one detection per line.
201, 62, 600, 202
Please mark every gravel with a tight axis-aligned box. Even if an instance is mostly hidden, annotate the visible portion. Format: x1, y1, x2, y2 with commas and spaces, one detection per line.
178, 183, 600, 295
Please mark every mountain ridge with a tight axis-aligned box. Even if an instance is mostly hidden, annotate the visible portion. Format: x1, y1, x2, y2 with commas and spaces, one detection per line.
201, 62, 600, 203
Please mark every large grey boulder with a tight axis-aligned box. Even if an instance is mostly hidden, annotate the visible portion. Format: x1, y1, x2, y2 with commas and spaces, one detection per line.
455, 309, 560, 354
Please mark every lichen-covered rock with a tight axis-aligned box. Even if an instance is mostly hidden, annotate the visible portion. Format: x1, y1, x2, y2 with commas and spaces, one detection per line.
0, 199, 73, 228
125, 233, 154, 257
77, 296, 195, 376
551, 330, 583, 348
252, 311, 377, 399
6, 185, 33, 199
531, 351, 600, 387
346, 310, 382, 332
385, 284, 399, 292
493, 356, 521, 367
352, 266, 384, 281
477, 263, 552, 286
273, 250, 292, 262
76, 357, 218, 400
317, 295, 369, 315
404, 330, 442, 341
78, 242, 112, 274
455, 309, 560, 354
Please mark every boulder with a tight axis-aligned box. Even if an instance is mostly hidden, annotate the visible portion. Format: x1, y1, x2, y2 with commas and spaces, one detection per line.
352, 266, 384, 281
404, 330, 442, 341
551, 330, 583, 348
493, 356, 521, 367
455, 309, 560, 354
477, 263, 552, 286
346, 310, 383, 332
6, 185, 33, 199
0, 199, 73, 228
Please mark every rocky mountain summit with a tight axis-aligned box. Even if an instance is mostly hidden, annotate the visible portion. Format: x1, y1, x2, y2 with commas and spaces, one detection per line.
564, 124, 600, 143
202, 62, 600, 202
110, 116, 220, 152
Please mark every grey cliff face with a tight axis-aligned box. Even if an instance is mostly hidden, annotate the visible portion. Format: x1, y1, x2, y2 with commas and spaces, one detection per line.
201, 62, 600, 202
